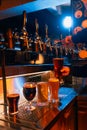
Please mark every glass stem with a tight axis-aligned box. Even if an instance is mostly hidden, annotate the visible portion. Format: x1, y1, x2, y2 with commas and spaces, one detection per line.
29, 101, 32, 109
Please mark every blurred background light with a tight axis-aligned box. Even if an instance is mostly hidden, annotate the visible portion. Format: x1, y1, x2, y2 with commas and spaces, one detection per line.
63, 16, 73, 28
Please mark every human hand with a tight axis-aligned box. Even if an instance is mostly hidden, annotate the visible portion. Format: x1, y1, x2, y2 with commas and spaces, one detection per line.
64, 35, 72, 44
61, 66, 70, 76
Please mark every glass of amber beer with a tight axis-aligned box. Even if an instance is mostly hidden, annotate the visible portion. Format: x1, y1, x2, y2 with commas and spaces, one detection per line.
7, 93, 20, 115
53, 58, 64, 79
37, 81, 49, 106
48, 77, 60, 103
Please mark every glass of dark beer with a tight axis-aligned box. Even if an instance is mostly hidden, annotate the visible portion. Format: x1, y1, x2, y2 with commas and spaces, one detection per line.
7, 93, 20, 115
23, 82, 36, 112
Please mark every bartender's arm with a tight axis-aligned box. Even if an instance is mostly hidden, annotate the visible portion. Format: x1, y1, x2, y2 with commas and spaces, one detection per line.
65, 28, 87, 44
61, 66, 70, 76
65, 28, 87, 58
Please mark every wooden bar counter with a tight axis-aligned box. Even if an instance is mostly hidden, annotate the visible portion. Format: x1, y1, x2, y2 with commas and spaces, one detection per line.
0, 87, 77, 130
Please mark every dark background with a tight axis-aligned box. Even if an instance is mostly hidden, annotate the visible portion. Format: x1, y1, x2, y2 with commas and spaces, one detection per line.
0, 6, 72, 40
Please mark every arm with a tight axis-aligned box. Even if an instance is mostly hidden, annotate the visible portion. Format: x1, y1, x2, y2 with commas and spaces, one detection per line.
61, 66, 70, 76
72, 28, 87, 43
65, 28, 87, 44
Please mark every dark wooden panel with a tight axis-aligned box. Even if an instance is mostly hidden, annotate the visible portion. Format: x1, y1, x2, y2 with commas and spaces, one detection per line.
77, 96, 87, 130
0, 64, 53, 77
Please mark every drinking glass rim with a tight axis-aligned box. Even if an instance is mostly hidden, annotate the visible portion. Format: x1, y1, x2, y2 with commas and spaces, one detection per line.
37, 81, 48, 85
23, 82, 36, 88
7, 93, 20, 98
53, 58, 64, 60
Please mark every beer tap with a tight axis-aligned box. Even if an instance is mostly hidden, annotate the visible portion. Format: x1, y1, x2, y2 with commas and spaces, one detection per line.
45, 24, 48, 39
34, 19, 43, 53
45, 24, 52, 54
45, 24, 49, 41
12, 28, 20, 50
20, 11, 29, 50
6, 28, 13, 49
0, 33, 6, 49
35, 18, 39, 37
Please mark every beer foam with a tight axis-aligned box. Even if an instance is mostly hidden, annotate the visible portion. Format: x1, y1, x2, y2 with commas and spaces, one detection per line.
48, 78, 59, 82
37, 81, 48, 85
7, 93, 19, 98
24, 82, 36, 88
53, 58, 64, 60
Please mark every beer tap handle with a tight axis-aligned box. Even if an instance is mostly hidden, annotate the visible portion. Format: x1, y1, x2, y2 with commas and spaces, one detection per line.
45, 24, 48, 38
23, 10, 27, 28
35, 19, 39, 36
20, 11, 29, 50
6, 28, 13, 49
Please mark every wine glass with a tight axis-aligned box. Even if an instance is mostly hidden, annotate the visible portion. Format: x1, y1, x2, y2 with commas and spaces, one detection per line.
23, 82, 36, 112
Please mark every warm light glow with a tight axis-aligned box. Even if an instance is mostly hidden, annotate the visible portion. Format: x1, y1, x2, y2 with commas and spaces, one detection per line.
82, 20, 87, 28
30, 54, 44, 64
78, 50, 87, 59
63, 16, 73, 28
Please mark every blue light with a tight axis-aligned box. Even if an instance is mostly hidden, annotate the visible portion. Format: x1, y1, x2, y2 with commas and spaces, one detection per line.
63, 16, 73, 28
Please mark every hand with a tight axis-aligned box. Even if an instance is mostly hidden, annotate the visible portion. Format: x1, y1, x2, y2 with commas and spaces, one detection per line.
64, 35, 72, 44
61, 66, 70, 76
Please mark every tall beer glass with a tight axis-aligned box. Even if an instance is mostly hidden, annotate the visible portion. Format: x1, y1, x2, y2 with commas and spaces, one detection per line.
53, 58, 64, 85
48, 77, 60, 103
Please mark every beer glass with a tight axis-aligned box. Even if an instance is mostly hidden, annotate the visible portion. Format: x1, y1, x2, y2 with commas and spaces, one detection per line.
37, 81, 49, 106
53, 58, 64, 84
7, 93, 20, 115
23, 82, 36, 111
48, 77, 60, 103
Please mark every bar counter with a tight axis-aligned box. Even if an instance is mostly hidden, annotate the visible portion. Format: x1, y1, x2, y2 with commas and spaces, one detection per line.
0, 63, 71, 77
0, 87, 77, 130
